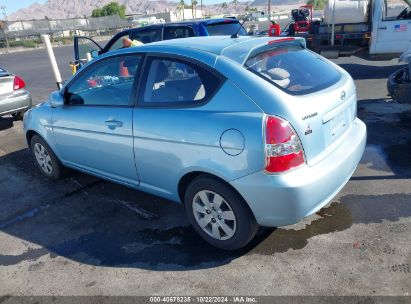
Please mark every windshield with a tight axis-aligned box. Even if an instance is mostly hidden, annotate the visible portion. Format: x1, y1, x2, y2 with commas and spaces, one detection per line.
245, 45, 341, 95
205, 22, 246, 36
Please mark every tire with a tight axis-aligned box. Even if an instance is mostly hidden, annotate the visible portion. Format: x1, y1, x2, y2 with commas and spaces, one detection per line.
184, 175, 258, 250
288, 23, 296, 36
30, 134, 66, 179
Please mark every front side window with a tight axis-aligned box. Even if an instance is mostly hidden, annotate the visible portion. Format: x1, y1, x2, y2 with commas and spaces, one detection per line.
66, 55, 141, 106
245, 45, 341, 95
383, 0, 410, 20
141, 58, 221, 105
163, 26, 195, 40
108, 33, 131, 51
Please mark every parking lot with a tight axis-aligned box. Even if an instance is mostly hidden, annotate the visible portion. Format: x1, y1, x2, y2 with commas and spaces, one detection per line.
0, 45, 410, 296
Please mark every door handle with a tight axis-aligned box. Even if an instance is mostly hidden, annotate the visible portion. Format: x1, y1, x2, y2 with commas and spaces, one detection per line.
104, 119, 123, 129
378, 26, 387, 30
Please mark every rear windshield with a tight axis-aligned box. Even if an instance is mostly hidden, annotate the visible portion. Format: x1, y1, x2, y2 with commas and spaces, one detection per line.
245, 45, 341, 95
205, 22, 246, 36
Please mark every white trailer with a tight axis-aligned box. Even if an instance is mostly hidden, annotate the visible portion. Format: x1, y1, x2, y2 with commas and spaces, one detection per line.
290, 0, 411, 56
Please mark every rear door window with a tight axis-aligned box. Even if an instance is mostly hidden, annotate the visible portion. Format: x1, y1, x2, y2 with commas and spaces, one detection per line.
140, 57, 222, 106
205, 22, 246, 36
163, 26, 195, 40
131, 28, 162, 44
245, 45, 341, 95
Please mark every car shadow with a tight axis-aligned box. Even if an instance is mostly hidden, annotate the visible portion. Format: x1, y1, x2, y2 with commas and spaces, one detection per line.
339, 63, 405, 80
0, 117, 13, 131
356, 99, 411, 177
0, 147, 410, 271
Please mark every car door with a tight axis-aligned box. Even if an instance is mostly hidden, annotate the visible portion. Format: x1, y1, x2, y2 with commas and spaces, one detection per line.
132, 55, 223, 197
52, 54, 142, 187
371, 0, 411, 54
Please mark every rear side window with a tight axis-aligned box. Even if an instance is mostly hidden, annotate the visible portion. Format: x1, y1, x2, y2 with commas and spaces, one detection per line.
205, 22, 246, 36
131, 29, 162, 44
245, 45, 341, 95
163, 26, 195, 40
141, 58, 221, 106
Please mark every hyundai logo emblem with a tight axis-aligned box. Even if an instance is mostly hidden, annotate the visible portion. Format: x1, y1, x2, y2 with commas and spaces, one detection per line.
341, 91, 346, 101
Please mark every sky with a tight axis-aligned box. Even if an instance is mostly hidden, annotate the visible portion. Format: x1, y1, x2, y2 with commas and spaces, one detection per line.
1, 0, 47, 15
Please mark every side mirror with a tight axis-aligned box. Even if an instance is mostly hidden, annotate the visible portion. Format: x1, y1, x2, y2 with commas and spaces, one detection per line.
90, 50, 99, 59
49, 90, 64, 108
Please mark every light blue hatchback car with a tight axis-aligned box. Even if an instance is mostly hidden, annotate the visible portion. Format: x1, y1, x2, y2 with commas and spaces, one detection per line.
24, 36, 366, 250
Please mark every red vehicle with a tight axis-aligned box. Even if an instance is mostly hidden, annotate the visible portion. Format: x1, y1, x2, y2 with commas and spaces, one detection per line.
288, 5, 313, 35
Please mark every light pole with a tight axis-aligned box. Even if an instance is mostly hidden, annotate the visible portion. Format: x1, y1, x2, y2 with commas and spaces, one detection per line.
268, 0, 271, 21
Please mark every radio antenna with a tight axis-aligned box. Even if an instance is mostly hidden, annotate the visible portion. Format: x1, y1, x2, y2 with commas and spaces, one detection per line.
231, 18, 247, 38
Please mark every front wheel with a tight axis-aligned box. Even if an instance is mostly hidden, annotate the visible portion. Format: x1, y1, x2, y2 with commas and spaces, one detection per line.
184, 175, 258, 250
30, 134, 66, 179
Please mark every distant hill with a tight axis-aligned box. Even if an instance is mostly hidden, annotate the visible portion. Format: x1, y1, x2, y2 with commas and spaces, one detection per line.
7, 0, 302, 21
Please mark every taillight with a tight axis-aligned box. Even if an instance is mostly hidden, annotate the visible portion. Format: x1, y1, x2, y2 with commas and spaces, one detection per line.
13, 76, 26, 90
265, 116, 305, 173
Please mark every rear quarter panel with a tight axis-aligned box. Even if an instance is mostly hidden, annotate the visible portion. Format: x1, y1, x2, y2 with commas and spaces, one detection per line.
215, 54, 357, 166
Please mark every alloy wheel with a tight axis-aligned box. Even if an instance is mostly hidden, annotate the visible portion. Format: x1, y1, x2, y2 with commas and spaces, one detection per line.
33, 142, 53, 175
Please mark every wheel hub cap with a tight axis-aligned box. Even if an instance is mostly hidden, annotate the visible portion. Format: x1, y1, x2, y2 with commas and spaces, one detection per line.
192, 190, 237, 241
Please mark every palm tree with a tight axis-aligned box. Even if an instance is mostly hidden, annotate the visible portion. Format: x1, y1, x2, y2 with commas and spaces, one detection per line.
192, 0, 198, 19
200, 0, 203, 18
194, 0, 198, 18
178, 0, 185, 20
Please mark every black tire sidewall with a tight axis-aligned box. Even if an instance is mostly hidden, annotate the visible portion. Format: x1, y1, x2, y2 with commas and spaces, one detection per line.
30, 135, 65, 179
184, 176, 258, 250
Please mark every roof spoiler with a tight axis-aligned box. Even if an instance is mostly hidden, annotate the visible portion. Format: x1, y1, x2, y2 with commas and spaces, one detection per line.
243, 37, 306, 64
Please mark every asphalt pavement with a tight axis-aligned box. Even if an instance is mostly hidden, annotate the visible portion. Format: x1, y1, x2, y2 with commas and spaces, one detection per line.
0, 45, 410, 297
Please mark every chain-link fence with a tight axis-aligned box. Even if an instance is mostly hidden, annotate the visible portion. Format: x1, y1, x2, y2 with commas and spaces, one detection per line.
0, 14, 132, 50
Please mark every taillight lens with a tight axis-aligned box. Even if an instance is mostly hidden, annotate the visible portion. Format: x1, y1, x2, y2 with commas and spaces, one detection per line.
13, 75, 26, 90
265, 116, 305, 173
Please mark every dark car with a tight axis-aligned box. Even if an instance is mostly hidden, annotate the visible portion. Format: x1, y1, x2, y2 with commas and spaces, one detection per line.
387, 49, 411, 104
74, 18, 247, 66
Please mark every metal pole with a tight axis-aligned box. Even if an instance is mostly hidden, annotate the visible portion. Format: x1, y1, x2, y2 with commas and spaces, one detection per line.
41, 34, 62, 89
331, 0, 336, 45
268, 0, 271, 22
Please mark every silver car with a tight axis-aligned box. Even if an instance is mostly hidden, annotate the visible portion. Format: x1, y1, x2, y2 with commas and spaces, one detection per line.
0, 67, 32, 119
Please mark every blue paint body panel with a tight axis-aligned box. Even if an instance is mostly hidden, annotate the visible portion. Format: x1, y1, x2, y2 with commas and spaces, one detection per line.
24, 36, 366, 227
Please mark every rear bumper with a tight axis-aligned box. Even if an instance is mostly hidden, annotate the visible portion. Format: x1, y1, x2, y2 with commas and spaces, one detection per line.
0, 90, 32, 116
230, 118, 366, 227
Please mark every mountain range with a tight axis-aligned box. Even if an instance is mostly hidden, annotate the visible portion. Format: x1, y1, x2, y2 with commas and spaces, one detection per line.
7, 0, 302, 21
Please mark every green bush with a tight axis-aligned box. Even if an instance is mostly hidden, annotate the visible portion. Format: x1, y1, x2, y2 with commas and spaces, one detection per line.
8, 40, 39, 48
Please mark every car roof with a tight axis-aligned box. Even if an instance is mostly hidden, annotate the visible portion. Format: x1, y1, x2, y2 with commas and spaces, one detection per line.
110, 36, 306, 65
130, 18, 239, 29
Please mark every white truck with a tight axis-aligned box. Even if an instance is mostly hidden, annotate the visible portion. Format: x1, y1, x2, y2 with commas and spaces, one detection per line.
287, 0, 411, 55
